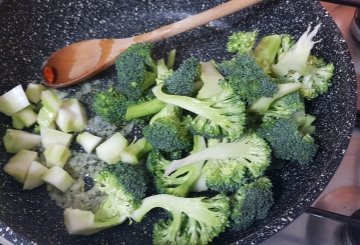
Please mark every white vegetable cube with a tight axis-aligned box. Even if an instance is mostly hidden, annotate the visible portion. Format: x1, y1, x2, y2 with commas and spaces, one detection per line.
56, 99, 88, 133
3, 149, 38, 184
41, 90, 62, 114
76, 132, 102, 153
3, 129, 41, 153
0, 85, 30, 116
42, 166, 75, 192
41, 128, 73, 148
44, 144, 71, 168
37, 106, 56, 128
11, 106, 38, 129
25, 83, 46, 104
23, 161, 48, 190
96, 132, 128, 164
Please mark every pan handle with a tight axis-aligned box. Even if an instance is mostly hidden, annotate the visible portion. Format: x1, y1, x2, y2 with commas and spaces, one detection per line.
321, 0, 360, 8
306, 207, 360, 227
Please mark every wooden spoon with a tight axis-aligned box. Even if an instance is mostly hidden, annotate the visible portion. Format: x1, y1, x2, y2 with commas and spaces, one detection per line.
42, 0, 263, 88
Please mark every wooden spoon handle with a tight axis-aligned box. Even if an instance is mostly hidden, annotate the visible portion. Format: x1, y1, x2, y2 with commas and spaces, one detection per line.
133, 0, 263, 43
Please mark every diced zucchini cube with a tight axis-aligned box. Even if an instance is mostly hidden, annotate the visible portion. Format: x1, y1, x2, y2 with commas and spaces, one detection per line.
3, 149, 38, 183
76, 132, 102, 153
41, 90, 62, 114
3, 129, 41, 153
56, 99, 88, 133
42, 166, 75, 192
41, 128, 73, 148
37, 106, 56, 128
44, 144, 71, 168
0, 85, 30, 116
11, 106, 37, 129
25, 83, 46, 104
23, 161, 48, 190
96, 132, 128, 164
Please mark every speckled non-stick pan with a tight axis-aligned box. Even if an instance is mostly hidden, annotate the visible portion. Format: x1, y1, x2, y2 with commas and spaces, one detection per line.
0, 0, 357, 244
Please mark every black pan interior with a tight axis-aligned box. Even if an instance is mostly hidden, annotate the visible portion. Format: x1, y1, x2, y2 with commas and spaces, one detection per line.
0, 0, 357, 244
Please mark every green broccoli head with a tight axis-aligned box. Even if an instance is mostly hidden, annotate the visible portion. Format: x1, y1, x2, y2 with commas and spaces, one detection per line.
152, 81, 246, 140
218, 53, 278, 103
203, 159, 248, 193
131, 194, 230, 245
226, 31, 257, 53
230, 177, 274, 231
164, 133, 271, 193
298, 55, 334, 100
143, 116, 191, 152
257, 118, 318, 164
146, 150, 203, 197
164, 57, 200, 96
95, 162, 149, 210
262, 91, 305, 122
92, 86, 128, 124
115, 43, 157, 99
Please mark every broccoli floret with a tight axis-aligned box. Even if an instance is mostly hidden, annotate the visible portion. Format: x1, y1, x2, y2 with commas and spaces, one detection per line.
63, 162, 149, 235
217, 53, 278, 103
115, 43, 157, 99
152, 82, 246, 140
272, 24, 321, 77
165, 133, 271, 193
146, 135, 206, 197
143, 105, 191, 152
253, 34, 282, 74
226, 31, 257, 53
230, 177, 274, 231
92, 86, 165, 124
95, 162, 149, 210
292, 112, 316, 135
286, 55, 334, 100
262, 92, 305, 122
131, 194, 230, 245
257, 118, 318, 164
248, 82, 302, 114
163, 57, 200, 96
276, 34, 295, 58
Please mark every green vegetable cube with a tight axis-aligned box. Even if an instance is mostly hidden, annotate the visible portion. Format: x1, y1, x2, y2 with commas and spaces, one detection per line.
3, 149, 38, 184
25, 83, 46, 104
23, 161, 48, 190
96, 132, 128, 164
3, 129, 41, 153
0, 85, 30, 116
42, 166, 75, 192
44, 144, 71, 168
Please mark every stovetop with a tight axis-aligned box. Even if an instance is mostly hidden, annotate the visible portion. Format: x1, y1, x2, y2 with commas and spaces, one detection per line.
262, 2, 360, 244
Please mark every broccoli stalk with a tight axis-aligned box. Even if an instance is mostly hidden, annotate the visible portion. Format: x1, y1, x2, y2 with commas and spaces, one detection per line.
196, 61, 223, 99
92, 86, 165, 124
131, 194, 230, 245
230, 177, 274, 231
156, 58, 173, 84
152, 83, 246, 140
253, 34, 282, 74
248, 82, 302, 114
120, 138, 153, 164
272, 24, 321, 77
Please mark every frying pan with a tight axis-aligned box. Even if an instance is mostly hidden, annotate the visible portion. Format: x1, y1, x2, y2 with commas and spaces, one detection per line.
0, 0, 357, 244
